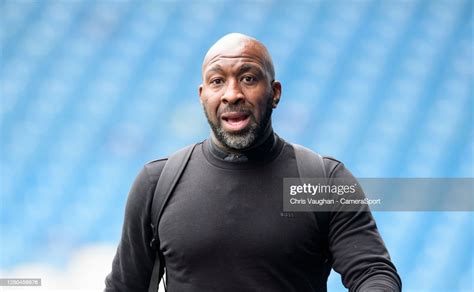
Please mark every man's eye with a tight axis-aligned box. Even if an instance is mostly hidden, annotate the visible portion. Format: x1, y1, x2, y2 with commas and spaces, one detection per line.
242, 76, 256, 84
210, 78, 223, 85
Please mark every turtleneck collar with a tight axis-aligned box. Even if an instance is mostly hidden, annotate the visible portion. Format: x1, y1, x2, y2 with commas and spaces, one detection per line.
203, 132, 285, 169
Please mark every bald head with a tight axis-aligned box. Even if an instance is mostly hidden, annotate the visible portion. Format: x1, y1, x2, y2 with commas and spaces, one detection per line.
202, 33, 275, 80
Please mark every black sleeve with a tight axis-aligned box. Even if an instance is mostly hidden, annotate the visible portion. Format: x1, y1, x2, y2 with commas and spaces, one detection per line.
105, 161, 166, 292
325, 159, 402, 291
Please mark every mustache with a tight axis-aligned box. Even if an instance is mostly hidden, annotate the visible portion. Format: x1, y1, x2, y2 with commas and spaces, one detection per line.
217, 104, 253, 117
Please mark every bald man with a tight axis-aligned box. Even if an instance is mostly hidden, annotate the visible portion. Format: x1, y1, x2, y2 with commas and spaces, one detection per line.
105, 33, 401, 292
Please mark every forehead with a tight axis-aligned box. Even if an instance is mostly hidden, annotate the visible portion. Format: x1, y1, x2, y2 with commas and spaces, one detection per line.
204, 55, 265, 75
202, 42, 268, 75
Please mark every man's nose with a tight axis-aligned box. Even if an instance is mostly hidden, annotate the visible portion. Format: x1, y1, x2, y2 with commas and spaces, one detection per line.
221, 79, 244, 104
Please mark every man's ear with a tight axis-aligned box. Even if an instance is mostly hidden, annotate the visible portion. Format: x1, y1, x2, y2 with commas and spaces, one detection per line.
271, 80, 282, 108
198, 84, 203, 104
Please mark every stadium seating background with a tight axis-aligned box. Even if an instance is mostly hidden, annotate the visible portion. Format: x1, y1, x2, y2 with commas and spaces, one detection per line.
1, 0, 472, 291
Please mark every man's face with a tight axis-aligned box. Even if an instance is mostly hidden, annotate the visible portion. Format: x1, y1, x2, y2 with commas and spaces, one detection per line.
199, 44, 280, 150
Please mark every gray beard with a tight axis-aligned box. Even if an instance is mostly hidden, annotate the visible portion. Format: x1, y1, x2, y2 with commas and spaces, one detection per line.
204, 98, 273, 150
215, 120, 258, 150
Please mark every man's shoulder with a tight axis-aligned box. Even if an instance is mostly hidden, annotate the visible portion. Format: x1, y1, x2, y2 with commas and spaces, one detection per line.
322, 156, 342, 166
146, 157, 168, 166
142, 158, 168, 183
141, 142, 203, 180
322, 156, 344, 177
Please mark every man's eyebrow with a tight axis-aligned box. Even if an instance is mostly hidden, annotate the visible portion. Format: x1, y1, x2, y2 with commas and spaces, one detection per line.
237, 63, 264, 76
204, 65, 224, 78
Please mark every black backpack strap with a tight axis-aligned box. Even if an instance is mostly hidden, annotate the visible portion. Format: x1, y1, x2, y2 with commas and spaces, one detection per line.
292, 143, 329, 233
148, 143, 197, 292
292, 143, 332, 268
292, 143, 327, 178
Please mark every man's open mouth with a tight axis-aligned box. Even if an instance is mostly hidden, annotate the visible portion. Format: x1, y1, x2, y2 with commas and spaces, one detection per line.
220, 112, 251, 132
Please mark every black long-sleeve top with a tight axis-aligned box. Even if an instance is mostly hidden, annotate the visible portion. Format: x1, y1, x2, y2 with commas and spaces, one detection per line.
105, 134, 401, 291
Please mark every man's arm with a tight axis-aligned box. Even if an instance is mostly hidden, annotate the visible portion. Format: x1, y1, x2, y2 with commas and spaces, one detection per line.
326, 159, 402, 291
105, 161, 166, 291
